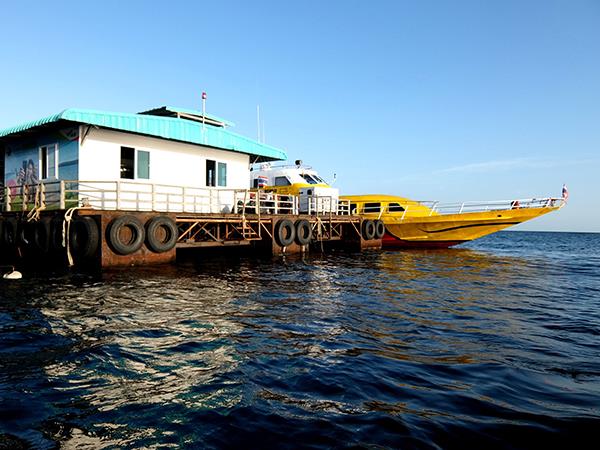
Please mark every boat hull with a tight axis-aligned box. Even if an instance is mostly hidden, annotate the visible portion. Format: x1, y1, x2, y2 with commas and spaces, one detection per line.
381, 207, 558, 249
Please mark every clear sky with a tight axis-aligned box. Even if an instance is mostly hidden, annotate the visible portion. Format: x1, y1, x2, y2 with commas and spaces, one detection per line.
1, 0, 599, 231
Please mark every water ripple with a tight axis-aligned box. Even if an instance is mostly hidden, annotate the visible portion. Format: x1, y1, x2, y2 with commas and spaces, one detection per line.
1, 231, 599, 448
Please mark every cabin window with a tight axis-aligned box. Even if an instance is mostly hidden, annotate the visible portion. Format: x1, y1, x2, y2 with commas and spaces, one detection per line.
206, 159, 216, 186
364, 202, 381, 213
218, 162, 227, 187
120, 147, 135, 179
350, 203, 358, 214
253, 178, 261, 188
137, 150, 150, 179
39, 143, 58, 179
274, 176, 291, 186
300, 174, 318, 184
388, 202, 405, 212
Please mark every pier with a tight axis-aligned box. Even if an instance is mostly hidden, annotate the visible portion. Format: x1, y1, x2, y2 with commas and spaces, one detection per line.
0, 180, 383, 268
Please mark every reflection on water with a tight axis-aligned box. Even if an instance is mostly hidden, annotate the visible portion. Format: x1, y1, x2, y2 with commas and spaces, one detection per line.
1, 232, 599, 448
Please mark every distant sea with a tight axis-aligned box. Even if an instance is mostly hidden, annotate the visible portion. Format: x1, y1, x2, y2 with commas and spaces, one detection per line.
1, 231, 599, 449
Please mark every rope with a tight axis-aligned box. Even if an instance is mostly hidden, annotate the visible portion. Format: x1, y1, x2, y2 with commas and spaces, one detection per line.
26, 184, 46, 223
62, 207, 83, 267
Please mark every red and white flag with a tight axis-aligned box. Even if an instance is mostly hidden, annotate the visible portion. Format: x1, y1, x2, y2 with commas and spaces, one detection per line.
562, 184, 569, 202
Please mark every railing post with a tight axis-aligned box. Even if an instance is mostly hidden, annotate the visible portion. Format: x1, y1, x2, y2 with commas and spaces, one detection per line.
4, 186, 11, 212
151, 183, 156, 211
116, 181, 121, 211
59, 180, 66, 210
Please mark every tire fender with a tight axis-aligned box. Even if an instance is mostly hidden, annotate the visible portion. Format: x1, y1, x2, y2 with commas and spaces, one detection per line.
275, 219, 296, 247
145, 216, 178, 253
362, 220, 376, 240
374, 220, 386, 240
70, 216, 100, 259
295, 219, 312, 246
107, 215, 145, 255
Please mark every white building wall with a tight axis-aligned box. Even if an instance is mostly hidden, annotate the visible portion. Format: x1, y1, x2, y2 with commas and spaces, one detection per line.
77, 127, 251, 212
79, 127, 250, 187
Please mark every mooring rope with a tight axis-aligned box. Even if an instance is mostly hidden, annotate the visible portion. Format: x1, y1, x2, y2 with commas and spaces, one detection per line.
62, 207, 83, 267
26, 184, 46, 223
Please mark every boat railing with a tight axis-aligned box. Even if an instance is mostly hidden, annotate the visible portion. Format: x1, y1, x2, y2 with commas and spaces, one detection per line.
393, 197, 565, 220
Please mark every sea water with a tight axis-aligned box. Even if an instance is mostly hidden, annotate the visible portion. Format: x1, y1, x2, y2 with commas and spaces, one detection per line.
1, 231, 599, 448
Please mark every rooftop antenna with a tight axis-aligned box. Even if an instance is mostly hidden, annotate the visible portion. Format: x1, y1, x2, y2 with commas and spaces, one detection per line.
202, 91, 207, 143
256, 105, 261, 143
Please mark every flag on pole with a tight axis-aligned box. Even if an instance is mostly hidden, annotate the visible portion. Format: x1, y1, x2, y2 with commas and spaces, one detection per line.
562, 184, 569, 202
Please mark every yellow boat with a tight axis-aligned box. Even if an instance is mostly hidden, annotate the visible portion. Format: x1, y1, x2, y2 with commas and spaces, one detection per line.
341, 194, 565, 248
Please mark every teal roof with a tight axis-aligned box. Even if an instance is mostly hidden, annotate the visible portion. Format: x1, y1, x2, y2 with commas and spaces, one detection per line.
0, 108, 285, 161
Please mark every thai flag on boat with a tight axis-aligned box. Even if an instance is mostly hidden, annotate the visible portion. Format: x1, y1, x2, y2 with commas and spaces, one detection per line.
257, 176, 269, 188
562, 184, 569, 202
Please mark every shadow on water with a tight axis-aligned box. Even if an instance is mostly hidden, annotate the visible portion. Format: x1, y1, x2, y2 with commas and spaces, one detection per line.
1, 233, 599, 448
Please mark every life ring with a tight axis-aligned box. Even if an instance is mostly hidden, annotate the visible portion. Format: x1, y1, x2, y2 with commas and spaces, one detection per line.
511, 200, 520, 209
295, 219, 312, 246
2, 218, 17, 249
32, 217, 52, 253
374, 220, 386, 239
275, 219, 296, 247
145, 216, 178, 253
107, 215, 144, 255
69, 216, 100, 259
362, 219, 376, 240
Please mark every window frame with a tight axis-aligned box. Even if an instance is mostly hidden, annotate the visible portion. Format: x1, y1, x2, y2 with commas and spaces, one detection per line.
39, 143, 59, 180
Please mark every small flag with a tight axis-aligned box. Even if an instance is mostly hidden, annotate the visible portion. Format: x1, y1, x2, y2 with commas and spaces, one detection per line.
562, 184, 569, 202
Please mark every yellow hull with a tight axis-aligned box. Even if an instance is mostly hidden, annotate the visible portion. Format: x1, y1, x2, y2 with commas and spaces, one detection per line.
381, 207, 559, 248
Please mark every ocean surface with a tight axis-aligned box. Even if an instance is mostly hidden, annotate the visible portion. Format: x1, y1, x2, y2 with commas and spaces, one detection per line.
1, 231, 599, 449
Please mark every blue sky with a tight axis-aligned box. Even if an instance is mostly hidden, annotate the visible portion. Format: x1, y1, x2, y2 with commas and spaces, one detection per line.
1, 0, 598, 231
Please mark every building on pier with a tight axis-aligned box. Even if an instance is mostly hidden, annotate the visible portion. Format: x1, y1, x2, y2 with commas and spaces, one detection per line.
0, 106, 286, 212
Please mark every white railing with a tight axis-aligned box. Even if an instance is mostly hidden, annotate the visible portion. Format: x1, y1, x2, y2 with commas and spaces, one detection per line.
1, 180, 359, 217
394, 197, 565, 221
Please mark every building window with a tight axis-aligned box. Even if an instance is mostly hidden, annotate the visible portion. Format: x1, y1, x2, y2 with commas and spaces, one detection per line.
274, 176, 291, 186
39, 143, 58, 179
137, 150, 150, 179
121, 147, 149, 180
217, 162, 227, 187
206, 159, 216, 186
120, 147, 135, 179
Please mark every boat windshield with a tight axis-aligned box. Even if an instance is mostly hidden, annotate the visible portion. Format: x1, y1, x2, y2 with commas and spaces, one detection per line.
300, 174, 319, 184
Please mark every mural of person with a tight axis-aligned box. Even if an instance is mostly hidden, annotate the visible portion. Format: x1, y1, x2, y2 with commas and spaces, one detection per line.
25, 159, 39, 185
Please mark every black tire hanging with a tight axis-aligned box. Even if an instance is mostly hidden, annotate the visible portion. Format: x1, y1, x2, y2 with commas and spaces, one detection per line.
295, 219, 312, 246
145, 216, 178, 253
362, 220, 376, 240
107, 215, 145, 255
374, 220, 386, 240
2, 218, 17, 248
33, 217, 52, 253
19, 221, 36, 248
69, 216, 100, 259
50, 215, 66, 250
275, 219, 296, 247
